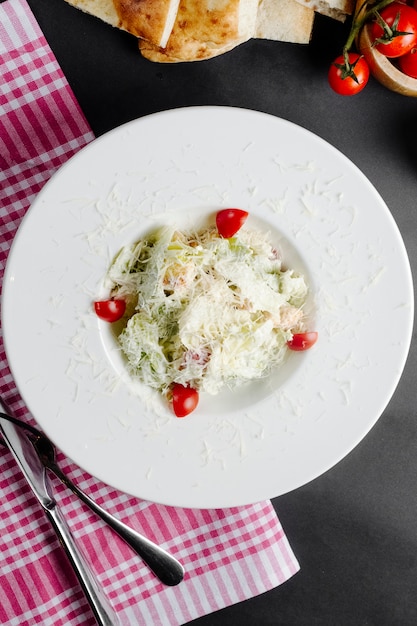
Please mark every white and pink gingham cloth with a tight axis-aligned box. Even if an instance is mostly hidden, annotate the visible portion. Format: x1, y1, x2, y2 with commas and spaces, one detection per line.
0, 1, 299, 624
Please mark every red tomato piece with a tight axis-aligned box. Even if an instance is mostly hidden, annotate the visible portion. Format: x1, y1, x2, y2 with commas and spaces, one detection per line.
371, 3, 417, 58
287, 332, 318, 351
94, 299, 126, 322
216, 208, 248, 238
172, 384, 199, 417
398, 46, 417, 77
328, 53, 370, 96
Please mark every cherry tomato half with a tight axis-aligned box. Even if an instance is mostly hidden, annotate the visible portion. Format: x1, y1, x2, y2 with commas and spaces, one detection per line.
398, 46, 417, 77
328, 53, 370, 96
94, 299, 126, 322
287, 332, 318, 351
371, 3, 417, 58
216, 208, 248, 238
172, 383, 199, 417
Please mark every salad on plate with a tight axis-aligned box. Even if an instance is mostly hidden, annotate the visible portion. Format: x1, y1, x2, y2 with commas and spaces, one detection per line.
94, 209, 317, 416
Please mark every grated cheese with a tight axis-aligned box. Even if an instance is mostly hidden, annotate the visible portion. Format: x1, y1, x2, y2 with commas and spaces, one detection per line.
104, 223, 309, 398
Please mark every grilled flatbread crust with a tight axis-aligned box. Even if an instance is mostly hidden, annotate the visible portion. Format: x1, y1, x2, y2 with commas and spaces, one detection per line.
139, 0, 258, 62
139, 38, 245, 62
113, 0, 180, 46
64, 0, 180, 47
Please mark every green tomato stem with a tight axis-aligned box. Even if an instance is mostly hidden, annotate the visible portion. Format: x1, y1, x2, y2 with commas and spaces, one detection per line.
342, 0, 395, 55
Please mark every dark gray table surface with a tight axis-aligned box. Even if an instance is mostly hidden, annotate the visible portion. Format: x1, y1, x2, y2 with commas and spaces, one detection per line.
23, 1, 417, 624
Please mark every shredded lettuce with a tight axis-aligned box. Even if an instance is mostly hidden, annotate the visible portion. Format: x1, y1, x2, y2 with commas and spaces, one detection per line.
106, 225, 308, 394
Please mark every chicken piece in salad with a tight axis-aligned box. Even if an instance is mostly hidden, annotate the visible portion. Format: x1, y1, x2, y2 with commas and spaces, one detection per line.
94, 209, 317, 416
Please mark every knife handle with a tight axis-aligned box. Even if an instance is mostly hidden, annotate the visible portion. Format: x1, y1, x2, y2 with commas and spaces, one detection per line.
54, 471, 184, 586
45, 501, 120, 626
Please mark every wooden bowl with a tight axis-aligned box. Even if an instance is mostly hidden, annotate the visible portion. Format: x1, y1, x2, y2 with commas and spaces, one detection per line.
357, 23, 417, 96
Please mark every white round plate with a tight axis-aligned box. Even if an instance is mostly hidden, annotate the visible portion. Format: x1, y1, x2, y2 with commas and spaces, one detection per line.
3, 107, 413, 508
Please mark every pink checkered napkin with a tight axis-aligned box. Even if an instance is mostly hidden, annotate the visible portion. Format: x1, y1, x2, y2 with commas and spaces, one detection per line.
0, 0, 300, 624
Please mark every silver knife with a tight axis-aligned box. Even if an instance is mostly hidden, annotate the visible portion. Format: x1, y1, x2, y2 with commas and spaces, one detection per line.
0, 414, 120, 626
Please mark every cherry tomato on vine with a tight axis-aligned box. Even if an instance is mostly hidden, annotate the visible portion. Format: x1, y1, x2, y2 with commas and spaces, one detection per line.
328, 53, 370, 96
216, 208, 248, 238
398, 46, 417, 77
172, 383, 199, 417
371, 2, 417, 58
94, 298, 126, 322
287, 332, 318, 351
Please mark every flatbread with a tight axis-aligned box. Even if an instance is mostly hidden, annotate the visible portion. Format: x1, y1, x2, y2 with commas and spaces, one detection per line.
139, 0, 258, 62
255, 0, 314, 44
139, 38, 244, 62
64, 0, 180, 47
293, 0, 354, 22
113, 0, 180, 47
64, 0, 120, 28
63, 0, 321, 63
139, 0, 315, 62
